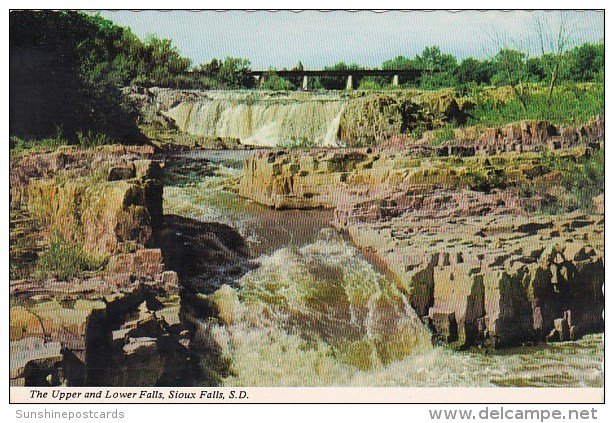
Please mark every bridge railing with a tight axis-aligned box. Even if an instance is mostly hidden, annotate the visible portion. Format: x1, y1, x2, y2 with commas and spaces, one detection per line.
186, 68, 435, 90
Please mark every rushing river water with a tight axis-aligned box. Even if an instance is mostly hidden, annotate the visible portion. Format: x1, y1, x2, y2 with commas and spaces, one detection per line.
163, 151, 604, 388
165, 93, 345, 147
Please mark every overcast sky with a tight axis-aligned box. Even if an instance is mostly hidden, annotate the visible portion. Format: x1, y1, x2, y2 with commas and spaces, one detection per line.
92, 10, 604, 69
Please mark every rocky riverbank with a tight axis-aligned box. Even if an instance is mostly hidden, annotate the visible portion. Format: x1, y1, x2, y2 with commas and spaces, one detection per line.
237, 139, 604, 348
125, 86, 604, 152
9, 146, 251, 386
124, 87, 470, 148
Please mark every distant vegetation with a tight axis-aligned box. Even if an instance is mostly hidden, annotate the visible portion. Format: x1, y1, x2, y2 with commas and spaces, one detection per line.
467, 83, 604, 127
9, 10, 604, 148
515, 149, 605, 214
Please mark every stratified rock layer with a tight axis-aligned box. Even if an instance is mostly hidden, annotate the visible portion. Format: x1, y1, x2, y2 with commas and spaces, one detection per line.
10, 146, 193, 386
342, 213, 603, 348
238, 145, 604, 348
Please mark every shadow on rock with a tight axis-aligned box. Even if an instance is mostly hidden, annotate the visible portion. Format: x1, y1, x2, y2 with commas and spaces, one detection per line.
154, 214, 258, 386
154, 214, 257, 294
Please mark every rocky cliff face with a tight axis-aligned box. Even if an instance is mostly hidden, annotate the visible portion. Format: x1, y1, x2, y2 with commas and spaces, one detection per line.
124, 87, 469, 148
238, 144, 604, 348
434, 116, 604, 156
9, 146, 191, 386
10, 265, 190, 386
343, 213, 604, 348
18, 148, 163, 258
10, 145, 258, 386
238, 147, 584, 211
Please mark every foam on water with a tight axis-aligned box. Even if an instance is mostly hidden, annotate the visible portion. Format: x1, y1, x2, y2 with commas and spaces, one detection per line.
199, 237, 436, 386
203, 236, 604, 387
163, 162, 256, 238
167, 154, 604, 387
165, 97, 346, 147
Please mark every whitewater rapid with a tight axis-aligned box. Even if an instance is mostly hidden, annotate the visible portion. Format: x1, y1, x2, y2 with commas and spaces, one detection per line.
163, 152, 604, 387
165, 94, 346, 147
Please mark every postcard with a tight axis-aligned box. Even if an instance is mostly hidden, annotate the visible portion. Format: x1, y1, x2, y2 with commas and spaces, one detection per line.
8, 8, 605, 407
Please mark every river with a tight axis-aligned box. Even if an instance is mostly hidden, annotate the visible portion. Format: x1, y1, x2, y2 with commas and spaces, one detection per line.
162, 150, 604, 388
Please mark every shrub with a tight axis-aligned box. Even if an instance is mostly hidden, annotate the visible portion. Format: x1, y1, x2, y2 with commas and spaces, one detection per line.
260, 74, 294, 91
465, 169, 507, 192
279, 136, 316, 149
76, 130, 113, 148
468, 83, 604, 126
560, 149, 604, 211
36, 235, 103, 280
514, 150, 604, 214
358, 77, 386, 90
431, 125, 456, 145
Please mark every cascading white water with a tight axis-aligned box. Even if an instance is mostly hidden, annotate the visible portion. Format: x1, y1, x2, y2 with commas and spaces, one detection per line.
166, 152, 604, 388
164, 93, 347, 147
199, 235, 439, 386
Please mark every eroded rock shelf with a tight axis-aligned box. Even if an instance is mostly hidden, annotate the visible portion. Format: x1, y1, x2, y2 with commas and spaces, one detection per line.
237, 143, 604, 349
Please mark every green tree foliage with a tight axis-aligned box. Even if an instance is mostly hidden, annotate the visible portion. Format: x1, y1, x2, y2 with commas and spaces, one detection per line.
285, 61, 305, 87
9, 10, 258, 145
561, 42, 604, 83
136, 36, 192, 87
455, 58, 495, 86
217, 57, 254, 88
415, 46, 458, 89
491, 48, 531, 110
381, 55, 419, 86
320, 62, 364, 90
194, 57, 254, 89
416, 46, 457, 71
260, 71, 294, 90
10, 10, 144, 144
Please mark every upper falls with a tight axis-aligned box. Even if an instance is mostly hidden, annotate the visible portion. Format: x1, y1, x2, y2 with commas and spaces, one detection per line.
164, 92, 347, 147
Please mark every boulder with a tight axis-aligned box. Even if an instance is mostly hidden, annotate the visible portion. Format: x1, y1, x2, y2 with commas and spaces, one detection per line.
112, 337, 164, 386
10, 338, 63, 383
31, 300, 107, 352
10, 306, 45, 341
432, 266, 485, 346
81, 181, 153, 256
107, 165, 135, 181
482, 269, 535, 347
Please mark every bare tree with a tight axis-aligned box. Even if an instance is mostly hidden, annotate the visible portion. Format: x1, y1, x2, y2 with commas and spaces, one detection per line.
534, 11, 577, 103
487, 28, 531, 112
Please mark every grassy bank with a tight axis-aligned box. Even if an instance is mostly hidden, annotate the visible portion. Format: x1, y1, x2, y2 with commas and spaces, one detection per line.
466, 83, 604, 127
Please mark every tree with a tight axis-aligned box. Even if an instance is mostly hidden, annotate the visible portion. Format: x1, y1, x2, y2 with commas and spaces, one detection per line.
217, 57, 253, 88
260, 71, 294, 90
381, 55, 419, 86
416, 46, 456, 72
320, 62, 364, 90
455, 58, 495, 86
534, 11, 576, 102
194, 57, 254, 89
491, 48, 530, 111
286, 61, 304, 87
562, 42, 604, 83
9, 10, 143, 143
139, 35, 191, 87
414, 46, 457, 89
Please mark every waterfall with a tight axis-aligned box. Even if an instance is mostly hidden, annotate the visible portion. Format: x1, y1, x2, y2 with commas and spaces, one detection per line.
164, 93, 347, 147
167, 154, 605, 388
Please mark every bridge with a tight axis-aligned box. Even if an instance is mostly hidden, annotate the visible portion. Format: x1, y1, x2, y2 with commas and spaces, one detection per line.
188, 68, 433, 90
249, 69, 431, 90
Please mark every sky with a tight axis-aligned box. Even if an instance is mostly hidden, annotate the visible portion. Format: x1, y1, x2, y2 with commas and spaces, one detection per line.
93, 10, 604, 69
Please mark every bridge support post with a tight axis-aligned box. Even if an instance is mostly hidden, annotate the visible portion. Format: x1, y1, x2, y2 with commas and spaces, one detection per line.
345, 75, 353, 90
392, 74, 399, 87
302, 75, 309, 91
258, 74, 266, 88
